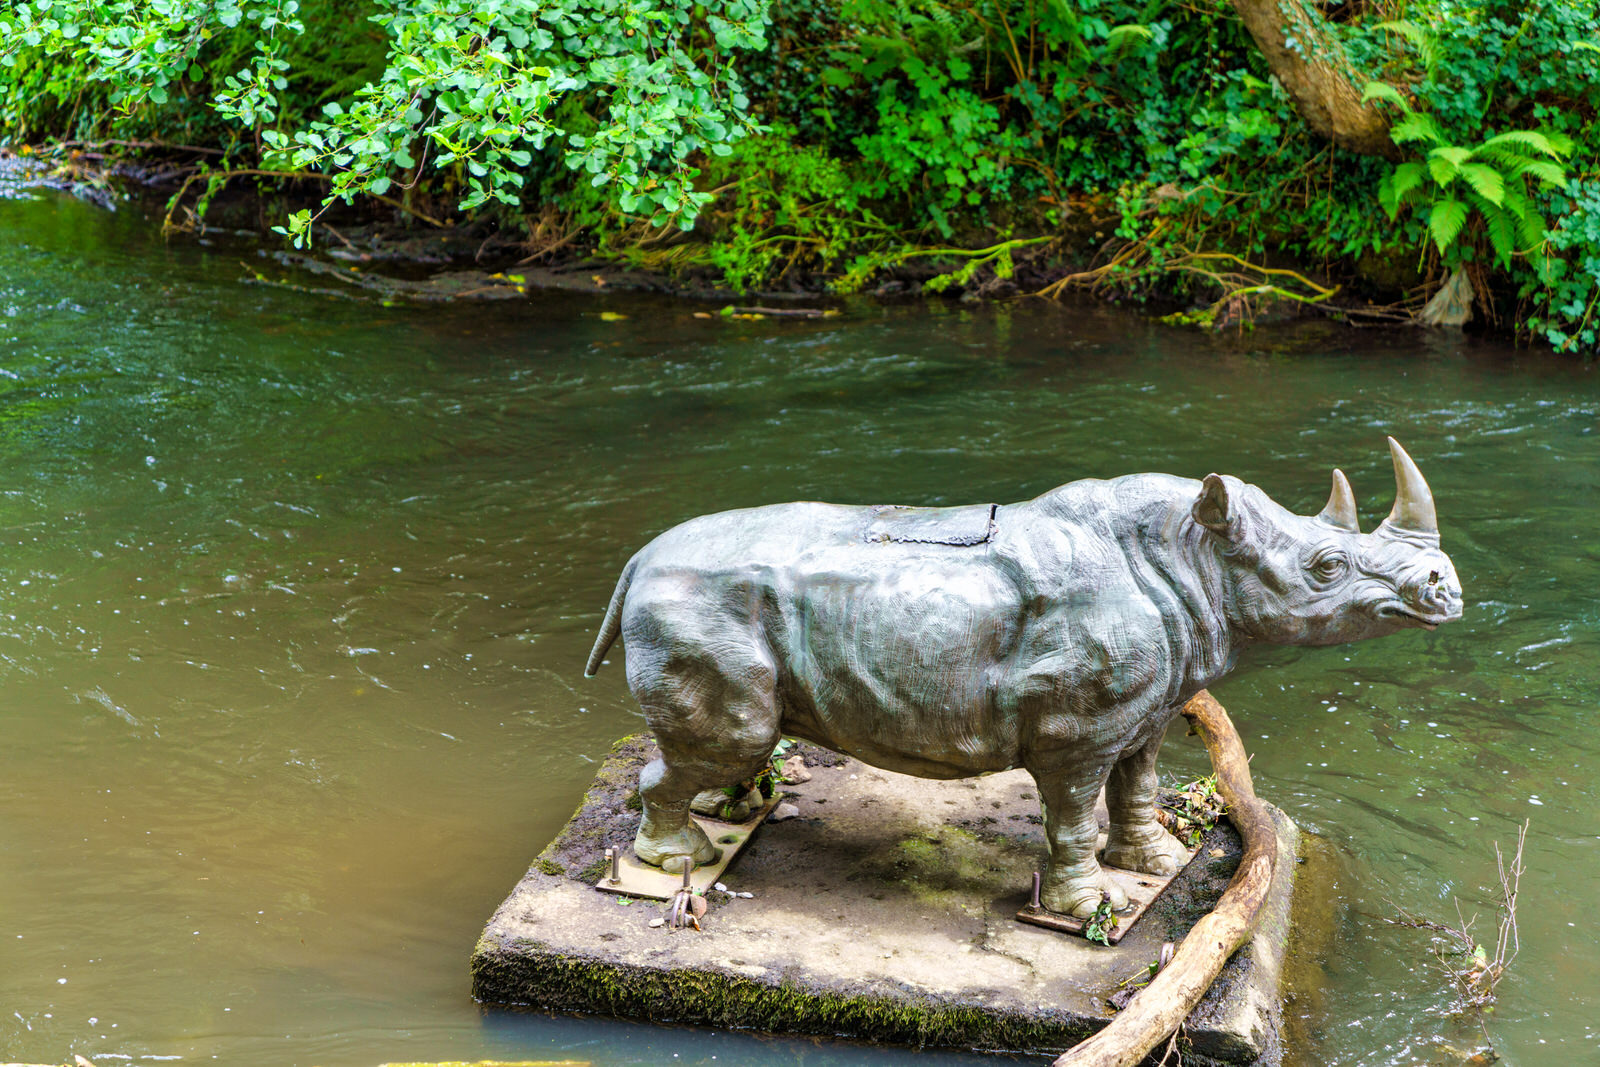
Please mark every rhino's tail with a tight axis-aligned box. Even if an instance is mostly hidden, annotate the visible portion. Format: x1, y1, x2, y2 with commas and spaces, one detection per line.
584, 555, 638, 678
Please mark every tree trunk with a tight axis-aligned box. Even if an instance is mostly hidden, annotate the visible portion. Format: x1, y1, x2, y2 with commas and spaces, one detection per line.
1228, 0, 1401, 159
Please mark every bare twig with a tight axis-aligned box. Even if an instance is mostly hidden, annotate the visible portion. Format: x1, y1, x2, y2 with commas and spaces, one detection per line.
48, 137, 226, 157
1381, 820, 1527, 1056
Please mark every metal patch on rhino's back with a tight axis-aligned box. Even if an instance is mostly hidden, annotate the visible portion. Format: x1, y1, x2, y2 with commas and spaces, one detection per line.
862, 503, 997, 546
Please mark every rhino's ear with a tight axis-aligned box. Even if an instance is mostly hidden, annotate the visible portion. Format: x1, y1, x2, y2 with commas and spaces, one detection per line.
1192, 474, 1234, 536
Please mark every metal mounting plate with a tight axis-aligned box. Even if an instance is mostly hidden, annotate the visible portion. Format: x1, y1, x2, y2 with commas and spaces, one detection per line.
1014, 849, 1195, 944
593, 794, 782, 900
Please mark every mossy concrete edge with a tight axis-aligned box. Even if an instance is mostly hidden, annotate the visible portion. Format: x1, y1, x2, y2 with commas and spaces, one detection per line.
470, 931, 1094, 1053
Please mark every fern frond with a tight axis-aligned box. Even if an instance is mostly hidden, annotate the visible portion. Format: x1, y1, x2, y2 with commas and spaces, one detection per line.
1362, 81, 1410, 111
1457, 162, 1506, 206
1387, 161, 1427, 207
1476, 129, 1564, 159
1427, 198, 1469, 256
1427, 154, 1459, 187
1378, 20, 1440, 75
1514, 206, 1546, 252
1483, 206, 1517, 269
1520, 160, 1569, 190
1391, 112, 1446, 147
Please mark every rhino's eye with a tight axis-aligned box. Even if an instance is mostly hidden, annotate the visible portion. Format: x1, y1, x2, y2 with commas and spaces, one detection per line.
1309, 551, 1349, 586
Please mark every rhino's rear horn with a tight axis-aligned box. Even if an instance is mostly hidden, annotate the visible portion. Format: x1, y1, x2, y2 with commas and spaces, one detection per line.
1317, 468, 1360, 532
1384, 437, 1438, 534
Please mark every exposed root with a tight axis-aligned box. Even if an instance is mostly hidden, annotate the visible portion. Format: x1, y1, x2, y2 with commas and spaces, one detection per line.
1035, 229, 1352, 330
162, 167, 447, 236
838, 236, 1056, 295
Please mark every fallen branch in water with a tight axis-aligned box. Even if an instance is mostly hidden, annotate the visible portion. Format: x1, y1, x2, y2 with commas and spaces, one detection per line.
1381, 819, 1526, 1057
723, 305, 837, 318
1054, 689, 1280, 1067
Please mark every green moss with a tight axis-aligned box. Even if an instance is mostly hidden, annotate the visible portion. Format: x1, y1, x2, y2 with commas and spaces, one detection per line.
529, 733, 652, 881
849, 825, 1002, 907
469, 940, 1093, 1054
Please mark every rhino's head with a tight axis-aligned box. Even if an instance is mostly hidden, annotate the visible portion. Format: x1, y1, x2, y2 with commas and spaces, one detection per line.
1192, 438, 1463, 647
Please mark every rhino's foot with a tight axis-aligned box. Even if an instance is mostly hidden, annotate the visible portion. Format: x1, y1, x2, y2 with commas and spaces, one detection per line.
1041, 867, 1129, 919
1102, 825, 1191, 877
634, 818, 721, 869
689, 786, 756, 822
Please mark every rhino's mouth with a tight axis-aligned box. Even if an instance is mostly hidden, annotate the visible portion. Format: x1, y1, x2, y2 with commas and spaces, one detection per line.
1377, 603, 1451, 630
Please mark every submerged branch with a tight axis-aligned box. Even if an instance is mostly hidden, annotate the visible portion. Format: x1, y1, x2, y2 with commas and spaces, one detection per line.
1380, 820, 1527, 1058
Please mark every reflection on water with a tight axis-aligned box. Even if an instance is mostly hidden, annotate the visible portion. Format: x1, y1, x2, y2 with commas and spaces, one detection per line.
2, 184, 1598, 1067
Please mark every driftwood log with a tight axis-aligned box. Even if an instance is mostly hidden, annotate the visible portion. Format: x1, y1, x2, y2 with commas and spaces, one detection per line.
1054, 689, 1280, 1067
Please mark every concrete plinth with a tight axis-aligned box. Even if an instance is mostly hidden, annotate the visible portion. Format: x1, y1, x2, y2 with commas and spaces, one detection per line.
471, 737, 1298, 1065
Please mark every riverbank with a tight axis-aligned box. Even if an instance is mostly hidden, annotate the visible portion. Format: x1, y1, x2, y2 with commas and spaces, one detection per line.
4, 2, 1598, 351
0, 142, 1431, 338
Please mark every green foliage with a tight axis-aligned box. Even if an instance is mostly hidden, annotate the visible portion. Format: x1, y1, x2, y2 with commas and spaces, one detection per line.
1081, 893, 1117, 946
4, 0, 1600, 351
696, 128, 895, 292
1528, 180, 1600, 356
1347, 1, 1600, 345
1369, 85, 1571, 272
0, 0, 773, 238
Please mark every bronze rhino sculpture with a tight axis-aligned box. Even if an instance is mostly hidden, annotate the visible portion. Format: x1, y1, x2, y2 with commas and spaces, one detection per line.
585, 439, 1462, 917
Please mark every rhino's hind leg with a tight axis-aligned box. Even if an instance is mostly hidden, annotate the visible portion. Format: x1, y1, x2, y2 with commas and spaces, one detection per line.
1101, 727, 1190, 876
631, 649, 782, 871
634, 756, 722, 868
1028, 764, 1130, 919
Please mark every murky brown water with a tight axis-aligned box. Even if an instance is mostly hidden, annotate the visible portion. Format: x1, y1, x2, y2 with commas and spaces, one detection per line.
2, 178, 1598, 1066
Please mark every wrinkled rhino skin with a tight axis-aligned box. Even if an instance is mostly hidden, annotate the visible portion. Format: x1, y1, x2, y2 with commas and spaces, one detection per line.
585, 440, 1462, 918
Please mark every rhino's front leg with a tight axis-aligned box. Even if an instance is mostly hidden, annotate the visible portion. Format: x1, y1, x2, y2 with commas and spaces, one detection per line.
1102, 726, 1190, 876
1028, 762, 1129, 918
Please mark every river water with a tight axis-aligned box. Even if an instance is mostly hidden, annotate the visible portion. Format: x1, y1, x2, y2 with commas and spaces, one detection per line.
0, 181, 1596, 1067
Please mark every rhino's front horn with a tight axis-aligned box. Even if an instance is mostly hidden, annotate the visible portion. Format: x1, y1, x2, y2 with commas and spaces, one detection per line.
1317, 468, 1360, 532
1384, 437, 1438, 534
